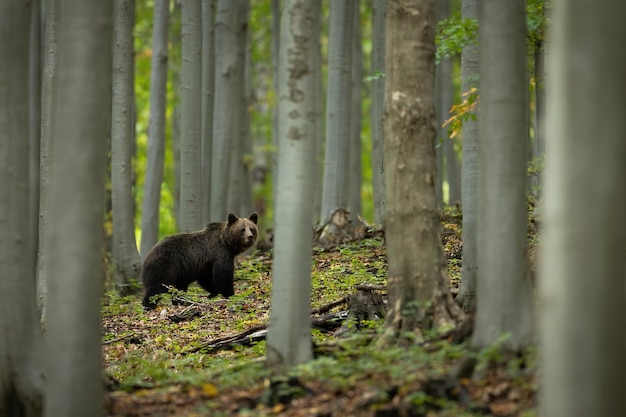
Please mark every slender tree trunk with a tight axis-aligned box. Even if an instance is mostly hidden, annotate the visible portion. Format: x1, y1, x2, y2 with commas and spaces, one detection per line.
111, 0, 141, 293
270, 0, 280, 222
540, 1, 626, 416
266, 0, 318, 372
370, 0, 386, 225
311, 0, 323, 225
0, 2, 45, 415
211, 0, 242, 221
30, 0, 42, 265
226, 0, 251, 214
381, 0, 462, 344
471, 0, 533, 350
320, 0, 355, 224
140, 0, 169, 258
38, 0, 60, 319
180, 0, 203, 231
348, 1, 363, 219
455, 0, 479, 311
534, 36, 545, 197
44, 1, 112, 415
201, 0, 215, 224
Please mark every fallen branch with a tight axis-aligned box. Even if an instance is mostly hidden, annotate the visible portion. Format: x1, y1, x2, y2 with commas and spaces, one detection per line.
103, 333, 135, 345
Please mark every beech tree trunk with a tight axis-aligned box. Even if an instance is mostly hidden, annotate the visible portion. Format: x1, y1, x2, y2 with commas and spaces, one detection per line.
266, 0, 319, 372
111, 0, 141, 292
348, 1, 363, 220
381, 0, 462, 344
201, 0, 215, 224
180, 0, 203, 231
140, 0, 169, 258
471, 0, 533, 350
0, 2, 45, 414
540, 1, 626, 416
44, 0, 112, 415
320, 0, 355, 224
370, 0, 386, 225
455, 0, 479, 311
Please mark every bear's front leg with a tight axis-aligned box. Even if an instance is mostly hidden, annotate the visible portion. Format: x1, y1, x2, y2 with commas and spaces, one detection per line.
212, 260, 235, 298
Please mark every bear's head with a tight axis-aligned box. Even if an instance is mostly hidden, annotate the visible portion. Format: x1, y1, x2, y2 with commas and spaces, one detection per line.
225, 212, 259, 253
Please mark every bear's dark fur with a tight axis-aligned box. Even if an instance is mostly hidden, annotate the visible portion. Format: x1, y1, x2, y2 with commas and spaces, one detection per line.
141, 212, 259, 309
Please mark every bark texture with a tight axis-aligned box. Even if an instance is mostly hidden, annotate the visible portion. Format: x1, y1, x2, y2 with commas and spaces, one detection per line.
111, 0, 141, 292
382, 0, 462, 343
266, 0, 319, 372
140, 0, 169, 258
370, 0, 386, 225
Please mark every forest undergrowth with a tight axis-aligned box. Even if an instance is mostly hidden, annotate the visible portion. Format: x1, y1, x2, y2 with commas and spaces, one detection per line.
103, 205, 539, 416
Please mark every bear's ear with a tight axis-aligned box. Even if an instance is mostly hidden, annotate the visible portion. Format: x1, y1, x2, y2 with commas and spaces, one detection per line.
227, 213, 238, 225
249, 212, 258, 224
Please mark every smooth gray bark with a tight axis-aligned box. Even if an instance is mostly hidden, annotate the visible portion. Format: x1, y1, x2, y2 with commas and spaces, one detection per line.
270, 0, 280, 221
0, 2, 44, 415
381, 0, 462, 343
471, 0, 533, 350
140, 0, 169, 258
226, 0, 251, 215
266, 0, 318, 372
201, 0, 215, 224
210, 0, 243, 221
370, 0, 386, 225
38, 0, 60, 318
180, 0, 203, 231
111, 0, 141, 293
30, 0, 42, 264
456, 0, 479, 311
540, 1, 626, 416
348, 1, 362, 220
320, 0, 355, 224
310, 0, 323, 225
44, 1, 112, 415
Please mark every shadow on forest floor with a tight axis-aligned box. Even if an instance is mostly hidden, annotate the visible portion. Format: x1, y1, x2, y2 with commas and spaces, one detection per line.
103, 206, 538, 416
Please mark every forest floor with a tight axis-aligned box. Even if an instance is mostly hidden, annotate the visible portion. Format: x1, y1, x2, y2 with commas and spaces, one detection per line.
103, 206, 539, 417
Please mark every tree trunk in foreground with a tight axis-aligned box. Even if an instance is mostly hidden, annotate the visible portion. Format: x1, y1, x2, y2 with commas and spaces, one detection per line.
266, 0, 318, 372
381, 0, 462, 344
44, 1, 112, 415
540, 1, 626, 416
370, 0, 386, 225
471, 0, 533, 350
0, 2, 44, 415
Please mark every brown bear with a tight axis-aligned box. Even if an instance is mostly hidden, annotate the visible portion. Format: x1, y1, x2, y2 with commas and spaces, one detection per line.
141, 212, 259, 309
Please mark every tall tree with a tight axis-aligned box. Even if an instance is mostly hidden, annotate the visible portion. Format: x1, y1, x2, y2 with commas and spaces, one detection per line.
180, 0, 203, 231
30, 0, 42, 262
44, 0, 112, 415
0, 2, 45, 414
266, 0, 318, 372
381, 0, 462, 343
38, 0, 60, 317
211, 0, 245, 221
471, 0, 532, 350
111, 0, 141, 292
140, 0, 169, 259
348, 0, 363, 220
455, 0, 479, 311
226, 0, 251, 215
201, 0, 215, 224
540, 1, 626, 416
370, 0, 386, 225
320, 0, 355, 224
310, 0, 323, 225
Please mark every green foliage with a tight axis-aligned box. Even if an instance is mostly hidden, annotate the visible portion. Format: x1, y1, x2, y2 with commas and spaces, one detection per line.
435, 12, 478, 62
